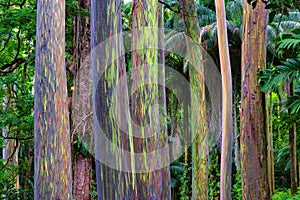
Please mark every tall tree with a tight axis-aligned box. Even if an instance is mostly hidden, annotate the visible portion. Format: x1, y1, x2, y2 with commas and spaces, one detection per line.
34, 0, 72, 199
179, 0, 208, 198
266, 91, 275, 194
240, 0, 270, 199
91, 0, 134, 199
287, 81, 297, 195
71, 0, 93, 199
129, 0, 170, 198
215, 0, 233, 199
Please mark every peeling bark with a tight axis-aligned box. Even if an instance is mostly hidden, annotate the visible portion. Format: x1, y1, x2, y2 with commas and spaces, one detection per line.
240, 0, 270, 199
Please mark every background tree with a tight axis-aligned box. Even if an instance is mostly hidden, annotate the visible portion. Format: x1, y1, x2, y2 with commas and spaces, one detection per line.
34, 0, 72, 199
179, 0, 208, 198
71, 0, 93, 199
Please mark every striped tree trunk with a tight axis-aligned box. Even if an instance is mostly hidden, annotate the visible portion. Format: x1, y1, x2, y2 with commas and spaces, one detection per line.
34, 0, 72, 199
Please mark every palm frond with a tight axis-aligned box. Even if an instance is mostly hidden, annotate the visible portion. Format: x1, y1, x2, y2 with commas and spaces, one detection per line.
260, 58, 300, 92
164, 30, 186, 53
278, 36, 300, 51
286, 92, 300, 114
273, 11, 300, 23
226, 0, 243, 26
196, 6, 216, 27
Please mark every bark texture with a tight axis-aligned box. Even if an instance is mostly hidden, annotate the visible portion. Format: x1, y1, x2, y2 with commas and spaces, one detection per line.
129, 0, 171, 198
179, 0, 208, 199
34, 0, 72, 199
240, 0, 270, 199
71, 0, 93, 199
91, 0, 133, 199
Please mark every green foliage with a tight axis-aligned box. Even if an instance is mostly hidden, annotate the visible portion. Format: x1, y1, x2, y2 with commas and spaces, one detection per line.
179, 163, 192, 200
232, 170, 242, 200
208, 147, 220, 199
272, 188, 300, 200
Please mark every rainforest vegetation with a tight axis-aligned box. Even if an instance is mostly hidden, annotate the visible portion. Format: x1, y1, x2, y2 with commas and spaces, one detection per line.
0, 0, 300, 199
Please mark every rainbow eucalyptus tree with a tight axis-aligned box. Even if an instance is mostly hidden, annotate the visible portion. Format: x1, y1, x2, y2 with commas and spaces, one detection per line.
179, 0, 208, 199
34, 0, 72, 199
91, 0, 133, 199
215, 0, 233, 199
240, 0, 270, 199
129, 0, 171, 198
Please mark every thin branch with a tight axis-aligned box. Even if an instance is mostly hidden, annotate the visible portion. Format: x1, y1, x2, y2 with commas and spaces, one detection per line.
3, 136, 34, 141
0, 58, 26, 74
158, 0, 198, 18
158, 0, 180, 13
0, 140, 19, 171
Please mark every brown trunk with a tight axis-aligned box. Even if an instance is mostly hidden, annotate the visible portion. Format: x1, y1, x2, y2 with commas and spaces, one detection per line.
287, 82, 297, 195
74, 154, 92, 200
24, 149, 33, 199
71, 0, 93, 199
240, 0, 270, 199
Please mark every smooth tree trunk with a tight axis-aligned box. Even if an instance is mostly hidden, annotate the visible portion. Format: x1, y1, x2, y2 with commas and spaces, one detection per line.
215, 0, 233, 198
266, 92, 275, 194
240, 0, 270, 199
34, 0, 72, 199
179, 0, 208, 198
270, 93, 275, 193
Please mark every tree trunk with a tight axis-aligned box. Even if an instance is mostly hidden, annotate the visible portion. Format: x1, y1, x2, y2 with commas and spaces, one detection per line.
287, 82, 297, 195
240, 0, 270, 199
129, 0, 170, 198
91, 0, 133, 199
179, 0, 208, 199
34, 0, 72, 199
266, 92, 275, 194
270, 94, 275, 193
215, 0, 233, 198
73, 154, 92, 199
71, 0, 93, 199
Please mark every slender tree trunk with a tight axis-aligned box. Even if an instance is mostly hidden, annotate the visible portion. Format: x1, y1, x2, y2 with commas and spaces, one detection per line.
240, 0, 270, 199
233, 94, 240, 170
215, 0, 233, 198
34, 0, 72, 199
287, 82, 297, 195
266, 92, 275, 194
270, 93, 275, 193
179, 0, 207, 198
